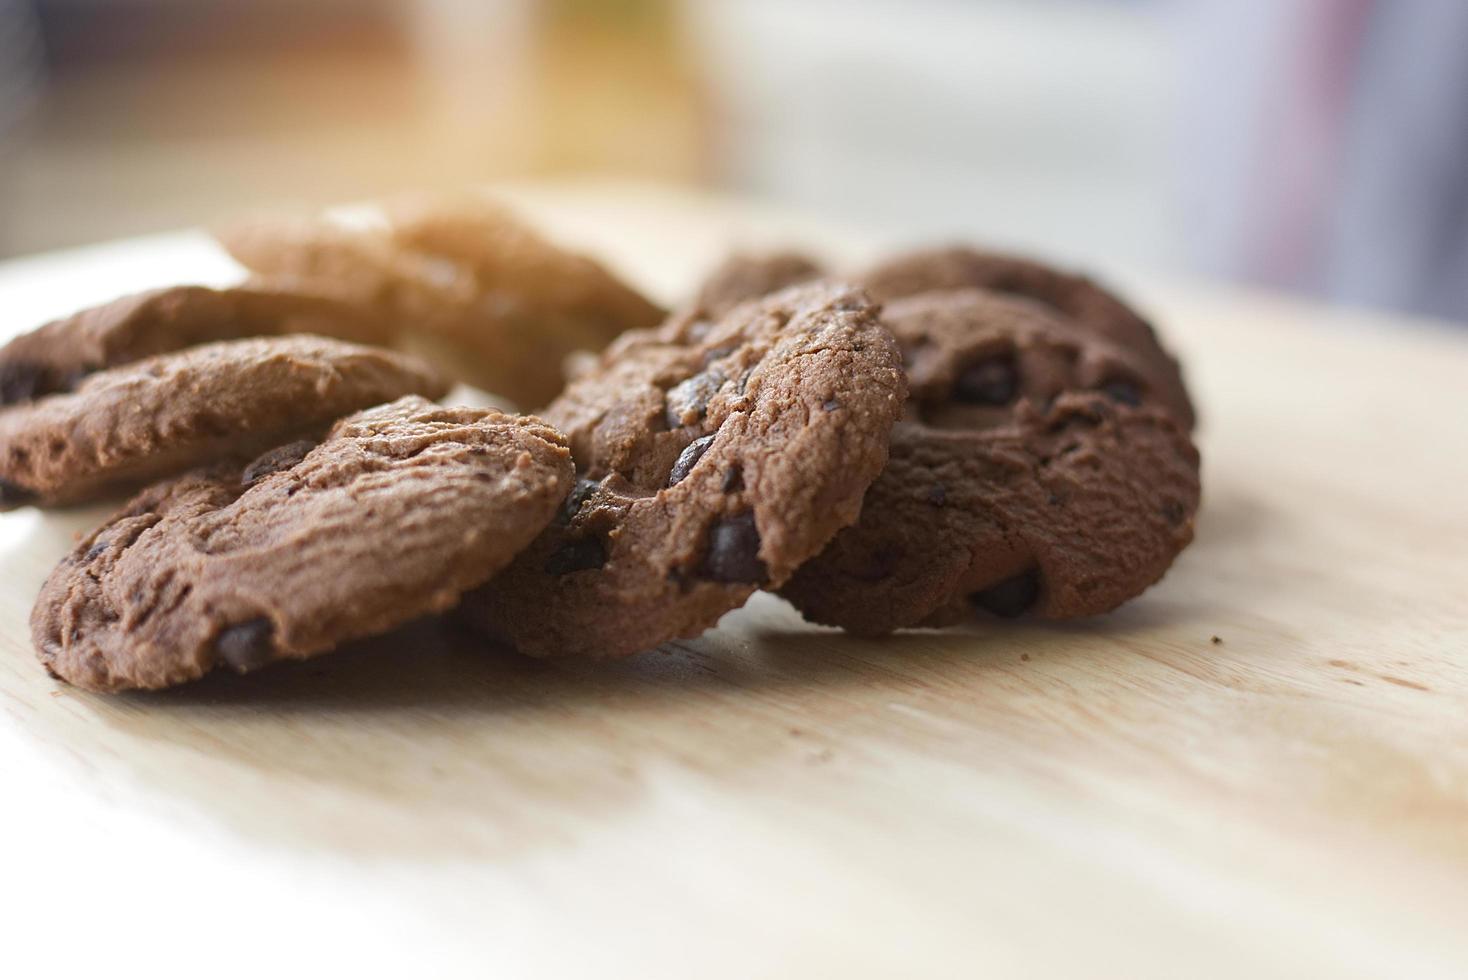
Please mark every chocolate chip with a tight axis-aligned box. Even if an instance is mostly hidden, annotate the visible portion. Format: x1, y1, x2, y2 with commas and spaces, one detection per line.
971, 569, 1040, 618
821, 399, 840, 412
721, 464, 744, 493
557, 478, 600, 524
668, 435, 715, 487
242, 439, 318, 486
84, 538, 110, 561
700, 511, 767, 584
1100, 379, 1142, 406
214, 618, 276, 672
1161, 499, 1187, 526
953, 358, 1018, 406
545, 534, 607, 575
665, 370, 725, 429
0, 479, 36, 508
0, 361, 48, 404
926, 483, 946, 506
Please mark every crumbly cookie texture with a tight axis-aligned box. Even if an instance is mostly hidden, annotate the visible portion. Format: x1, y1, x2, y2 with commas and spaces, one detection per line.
0, 335, 447, 509
780, 288, 1200, 633
0, 285, 394, 408
218, 195, 665, 408
459, 281, 907, 659
32, 396, 573, 692
859, 245, 1195, 429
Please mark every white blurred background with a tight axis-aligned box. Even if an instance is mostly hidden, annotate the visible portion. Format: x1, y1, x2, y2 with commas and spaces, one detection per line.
1, 0, 1464, 321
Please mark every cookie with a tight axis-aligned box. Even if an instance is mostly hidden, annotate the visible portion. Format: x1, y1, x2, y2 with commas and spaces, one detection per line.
31, 396, 574, 692
779, 288, 1200, 634
0, 285, 392, 407
685, 251, 826, 323
860, 246, 1195, 428
218, 195, 664, 408
458, 281, 907, 659
0, 336, 447, 509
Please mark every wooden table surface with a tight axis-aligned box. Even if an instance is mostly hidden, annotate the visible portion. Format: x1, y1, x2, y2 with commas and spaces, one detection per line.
1, 184, 1465, 979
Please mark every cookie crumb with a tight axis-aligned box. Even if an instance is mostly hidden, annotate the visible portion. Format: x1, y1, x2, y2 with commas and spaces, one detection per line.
1019, 652, 1030, 662
1210, 635, 1223, 645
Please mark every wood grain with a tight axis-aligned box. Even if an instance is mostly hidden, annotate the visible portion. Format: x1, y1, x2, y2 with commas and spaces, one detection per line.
1, 184, 1465, 979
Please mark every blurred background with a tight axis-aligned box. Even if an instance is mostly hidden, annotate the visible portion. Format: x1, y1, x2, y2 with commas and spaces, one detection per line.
0, 0, 1464, 321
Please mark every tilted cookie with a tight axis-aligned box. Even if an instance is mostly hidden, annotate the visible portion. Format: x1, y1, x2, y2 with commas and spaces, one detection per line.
780, 289, 1200, 633
860, 245, 1195, 428
0, 335, 447, 509
0, 284, 393, 407
458, 282, 907, 659
580, 251, 829, 377
218, 195, 665, 408
684, 251, 826, 324
32, 396, 574, 691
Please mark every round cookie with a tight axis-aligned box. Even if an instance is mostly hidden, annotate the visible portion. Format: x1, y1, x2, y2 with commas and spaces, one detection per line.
0, 285, 392, 407
779, 288, 1200, 634
459, 281, 907, 659
218, 196, 664, 408
686, 251, 826, 323
32, 396, 574, 692
860, 245, 1195, 428
0, 335, 447, 509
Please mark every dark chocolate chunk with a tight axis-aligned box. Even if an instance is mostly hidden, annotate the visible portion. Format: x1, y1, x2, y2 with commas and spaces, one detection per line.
821, 398, 840, 412
545, 534, 608, 575
953, 357, 1018, 406
1161, 498, 1187, 526
214, 618, 277, 672
721, 464, 744, 493
242, 439, 318, 486
700, 511, 767, 584
1100, 379, 1142, 406
926, 483, 946, 506
664, 370, 725, 428
668, 435, 715, 487
970, 569, 1040, 618
557, 478, 601, 525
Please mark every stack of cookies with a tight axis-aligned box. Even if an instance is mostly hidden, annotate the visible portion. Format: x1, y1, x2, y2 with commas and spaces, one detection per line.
0, 197, 1199, 693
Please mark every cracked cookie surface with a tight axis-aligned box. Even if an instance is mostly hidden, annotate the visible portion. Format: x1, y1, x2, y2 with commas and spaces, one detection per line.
0, 285, 393, 408
459, 281, 906, 659
0, 335, 447, 508
779, 288, 1200, 633
32, 396, 573, 691
860, 245, 1195, 428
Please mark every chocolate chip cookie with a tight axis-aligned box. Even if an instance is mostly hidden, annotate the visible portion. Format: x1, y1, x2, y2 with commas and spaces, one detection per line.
0, 285, 392, 407
685, 251, 825, 323
860, 245, 1195, 428
218, 195, 664, 408
32, 396, 574, 691
459, 281, 907, 659
779, 288, 1200, 633
0, 336, 446, 509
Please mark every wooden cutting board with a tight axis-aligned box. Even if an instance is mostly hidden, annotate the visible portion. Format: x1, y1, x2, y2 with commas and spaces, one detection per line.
2, 183, 1465, 979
